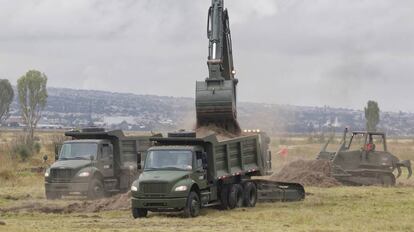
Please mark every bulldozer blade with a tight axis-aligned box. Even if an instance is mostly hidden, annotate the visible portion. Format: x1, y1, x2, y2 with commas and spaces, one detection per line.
397, 160, 412, 179
396, 166, 402, 178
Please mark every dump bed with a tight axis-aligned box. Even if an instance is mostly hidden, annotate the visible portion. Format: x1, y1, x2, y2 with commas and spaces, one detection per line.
65, 129, 159, 170
151, 132, 271, 180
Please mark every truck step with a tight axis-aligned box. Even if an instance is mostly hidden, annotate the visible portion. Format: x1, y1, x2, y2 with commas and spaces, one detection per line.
202, 202, 221, 207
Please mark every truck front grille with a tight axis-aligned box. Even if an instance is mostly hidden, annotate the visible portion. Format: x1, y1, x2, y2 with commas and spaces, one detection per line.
140, 183, 169, 194
50, 168, 74, 182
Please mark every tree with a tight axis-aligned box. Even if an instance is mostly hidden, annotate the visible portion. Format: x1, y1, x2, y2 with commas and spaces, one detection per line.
0, 79, 14, 125
17, 70, 48, 144
364, 100, 380, 132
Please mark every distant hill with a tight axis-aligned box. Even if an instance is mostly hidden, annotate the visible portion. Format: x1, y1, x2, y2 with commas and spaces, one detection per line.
6, 87, 414, 136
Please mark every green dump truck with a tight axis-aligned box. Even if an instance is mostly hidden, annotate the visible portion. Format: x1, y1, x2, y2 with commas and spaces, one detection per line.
44, 128, 159, 199
130, 131, 305, 218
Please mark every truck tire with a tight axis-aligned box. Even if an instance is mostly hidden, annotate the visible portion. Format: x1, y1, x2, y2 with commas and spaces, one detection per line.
227, 184, 243, 209
219, 185, 229, 210
87, 178, 105, 199
45, 191, 62, 200
243, 182, 257, 207
132, 208, 148, 218
183, 191, 201, 218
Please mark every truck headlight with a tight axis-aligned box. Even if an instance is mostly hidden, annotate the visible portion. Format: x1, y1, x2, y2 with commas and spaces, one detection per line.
78, 172, 90, 177
131, 185, 138, 192
174, 185, 188, 192
44, 171, 50, 177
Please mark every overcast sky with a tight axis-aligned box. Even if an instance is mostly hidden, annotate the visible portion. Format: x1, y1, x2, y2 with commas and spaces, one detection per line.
1, 0, 413, 112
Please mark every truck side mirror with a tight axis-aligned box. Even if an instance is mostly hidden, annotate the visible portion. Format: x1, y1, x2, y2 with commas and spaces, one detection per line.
137, 152, 142, 170
54, 143, 62, 161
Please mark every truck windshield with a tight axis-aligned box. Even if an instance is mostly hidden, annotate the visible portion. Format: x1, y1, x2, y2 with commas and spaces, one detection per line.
145, 150, 193, 171
59, 143, 98, 160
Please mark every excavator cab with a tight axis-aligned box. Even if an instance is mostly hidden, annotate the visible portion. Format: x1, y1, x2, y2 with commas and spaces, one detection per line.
195, 0, 241, 134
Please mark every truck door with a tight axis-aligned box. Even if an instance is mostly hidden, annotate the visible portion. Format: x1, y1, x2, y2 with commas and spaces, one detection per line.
194, 151, 208, 189
99, 143, 114, 177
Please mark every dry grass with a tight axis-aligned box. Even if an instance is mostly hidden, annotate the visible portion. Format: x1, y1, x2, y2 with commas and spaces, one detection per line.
1, 130, 414, 231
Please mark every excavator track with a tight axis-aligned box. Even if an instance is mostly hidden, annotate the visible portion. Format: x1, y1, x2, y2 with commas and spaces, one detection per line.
254, 179, 305, 202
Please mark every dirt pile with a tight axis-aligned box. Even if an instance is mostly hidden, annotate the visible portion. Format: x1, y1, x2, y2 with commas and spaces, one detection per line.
0, 192, 131, 214
271, 159, 341, 187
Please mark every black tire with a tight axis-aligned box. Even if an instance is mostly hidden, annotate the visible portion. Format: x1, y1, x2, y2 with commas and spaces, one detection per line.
132, 208, 148, 219
87, 178, 105, 199
183, 191, 201, 218
228, 184, 243, 210
219, 185, 229, 210
45, 191, 62, 200
381, 174, 396, 187
243, 182, 257, 207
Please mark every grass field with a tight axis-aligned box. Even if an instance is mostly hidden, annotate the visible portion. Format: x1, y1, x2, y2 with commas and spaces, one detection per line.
1, 130, 414, 232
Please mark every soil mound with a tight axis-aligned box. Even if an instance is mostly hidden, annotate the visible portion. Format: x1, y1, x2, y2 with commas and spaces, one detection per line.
271, 159, 341, 187
0, 192, 131, 214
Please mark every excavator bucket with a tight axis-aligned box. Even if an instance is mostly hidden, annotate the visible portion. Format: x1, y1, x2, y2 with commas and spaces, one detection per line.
196, 79, 241, 134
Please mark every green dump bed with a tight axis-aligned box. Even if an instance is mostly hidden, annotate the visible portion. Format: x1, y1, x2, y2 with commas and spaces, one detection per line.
211, 134, 269, 178
151, 132, 271, 180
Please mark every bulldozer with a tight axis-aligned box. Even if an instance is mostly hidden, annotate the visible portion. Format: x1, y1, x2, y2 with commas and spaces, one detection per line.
317, 128, 412, 186
195, 0, 240, 134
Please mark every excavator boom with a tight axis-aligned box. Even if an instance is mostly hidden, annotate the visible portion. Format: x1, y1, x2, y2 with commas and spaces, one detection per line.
196, 0, 240, 134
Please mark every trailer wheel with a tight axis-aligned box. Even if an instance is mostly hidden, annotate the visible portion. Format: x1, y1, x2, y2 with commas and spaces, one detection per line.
183, 191, 201, 218
243, 182, 257, 207
132, 208, 148, 218
228, 184, 243, 209
45, 191, 62, 200
219, 185, 230, 210
87, 178, 105, 199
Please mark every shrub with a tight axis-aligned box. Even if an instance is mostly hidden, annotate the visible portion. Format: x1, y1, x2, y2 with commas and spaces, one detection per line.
33, 142, 41, 154
15, 144, 31, 161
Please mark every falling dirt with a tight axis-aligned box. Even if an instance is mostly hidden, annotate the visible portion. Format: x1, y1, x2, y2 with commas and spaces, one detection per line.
0, 192, 131, 214
195, 125, 244, 141
271, 159, 341, 187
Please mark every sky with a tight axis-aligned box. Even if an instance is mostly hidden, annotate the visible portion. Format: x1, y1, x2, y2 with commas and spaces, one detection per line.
1, 0, 413, 112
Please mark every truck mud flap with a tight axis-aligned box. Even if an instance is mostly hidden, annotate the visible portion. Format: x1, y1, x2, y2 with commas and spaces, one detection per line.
254, 180, 305, 202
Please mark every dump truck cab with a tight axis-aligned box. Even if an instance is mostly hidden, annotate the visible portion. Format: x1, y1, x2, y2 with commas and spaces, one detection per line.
44, 128, 158, 199
318, 129, 412, 186
132, 145, 208, 211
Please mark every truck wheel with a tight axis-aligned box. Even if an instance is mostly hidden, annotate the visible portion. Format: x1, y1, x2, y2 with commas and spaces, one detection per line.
243, 182, 257, 207
45, 191, 62, 200
87, 178, 105, 199
183, 191, 201, 218
228, 184, 243, 209
132, 208, 148, 218
219, 185, 229, 210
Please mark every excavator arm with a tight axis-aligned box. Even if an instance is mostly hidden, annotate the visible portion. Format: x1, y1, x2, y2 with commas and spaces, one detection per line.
196, 0, 240, 134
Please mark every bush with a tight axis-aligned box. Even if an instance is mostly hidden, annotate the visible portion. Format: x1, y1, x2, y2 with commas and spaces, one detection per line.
15, 144, 31, 161
33, 142, 41, 154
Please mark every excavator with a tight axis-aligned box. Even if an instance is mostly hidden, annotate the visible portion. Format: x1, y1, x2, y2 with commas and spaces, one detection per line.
196, 0, 240, 134
194, 0, 305, 203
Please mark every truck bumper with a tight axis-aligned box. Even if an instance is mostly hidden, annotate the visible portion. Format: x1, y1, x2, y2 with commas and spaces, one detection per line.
131, 196, 187, 210
45, 182, 89, 194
